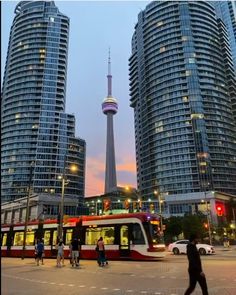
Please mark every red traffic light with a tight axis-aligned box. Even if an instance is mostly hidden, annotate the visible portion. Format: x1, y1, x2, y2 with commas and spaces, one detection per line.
216, 205, 223, 216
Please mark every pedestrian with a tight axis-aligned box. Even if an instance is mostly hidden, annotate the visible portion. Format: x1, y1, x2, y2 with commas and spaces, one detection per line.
69, 239, 73, 265
34, 239, 38, 261
184, 234, 208, 295
97, 237, 106, 267
71, 237, 80, 267
36, 239, 44, 266
56, 239, 64, 267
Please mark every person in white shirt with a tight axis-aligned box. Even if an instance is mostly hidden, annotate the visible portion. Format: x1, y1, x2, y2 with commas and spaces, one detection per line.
56, 239, 64, 267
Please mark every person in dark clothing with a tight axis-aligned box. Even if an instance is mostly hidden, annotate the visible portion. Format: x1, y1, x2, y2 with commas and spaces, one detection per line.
184, 234, 208, 295
71, 238, 81, 267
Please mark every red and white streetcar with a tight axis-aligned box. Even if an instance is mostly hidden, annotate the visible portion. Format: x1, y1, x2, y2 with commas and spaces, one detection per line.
1, 212, 166, 260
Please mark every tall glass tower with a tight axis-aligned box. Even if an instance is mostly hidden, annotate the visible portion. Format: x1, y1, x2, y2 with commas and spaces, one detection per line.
129, 1, 236, 198
1, 1, 86, 202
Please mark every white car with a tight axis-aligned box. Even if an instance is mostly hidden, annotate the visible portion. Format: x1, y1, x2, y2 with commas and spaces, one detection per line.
168, 240, 215, 255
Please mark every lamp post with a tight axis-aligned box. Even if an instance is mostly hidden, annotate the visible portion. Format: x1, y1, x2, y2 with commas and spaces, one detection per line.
203, 191, 213, 245
154, 190, 163, 233
58, 155, 67, 241
58, 155, 78, 240
22, 162, 34, 260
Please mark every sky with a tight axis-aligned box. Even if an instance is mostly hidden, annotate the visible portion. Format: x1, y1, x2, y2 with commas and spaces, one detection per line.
1, 0, 149, 197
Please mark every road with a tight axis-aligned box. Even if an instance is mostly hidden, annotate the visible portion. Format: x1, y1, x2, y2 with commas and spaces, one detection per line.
2, 248, 236, 295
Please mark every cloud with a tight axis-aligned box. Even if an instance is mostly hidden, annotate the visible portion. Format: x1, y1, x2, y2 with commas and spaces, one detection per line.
85, 154, 137, 197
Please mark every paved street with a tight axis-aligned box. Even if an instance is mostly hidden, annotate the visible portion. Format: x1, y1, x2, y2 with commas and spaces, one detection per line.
2, 248, 236, 295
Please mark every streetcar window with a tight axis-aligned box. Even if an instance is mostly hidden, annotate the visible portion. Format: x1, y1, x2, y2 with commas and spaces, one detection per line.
14, 232, 24, 246
85, 226, 114, 245
120, 225, 128, 246
142, 222, 163, 245
44, 230, 51, 246
52, 230, 58, 246
25, 231, 35, 246
1, 233, 7, 246
132, 223, 145, 245
65, 229, 73, 245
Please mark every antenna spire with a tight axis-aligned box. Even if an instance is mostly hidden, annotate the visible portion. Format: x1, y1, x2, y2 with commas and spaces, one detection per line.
107, 48, 112, 96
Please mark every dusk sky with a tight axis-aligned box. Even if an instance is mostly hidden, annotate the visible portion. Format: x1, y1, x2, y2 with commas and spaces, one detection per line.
1, 0, 149, 196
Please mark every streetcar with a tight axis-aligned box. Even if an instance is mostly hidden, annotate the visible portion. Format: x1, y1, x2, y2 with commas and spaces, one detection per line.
1, 212, 166, 260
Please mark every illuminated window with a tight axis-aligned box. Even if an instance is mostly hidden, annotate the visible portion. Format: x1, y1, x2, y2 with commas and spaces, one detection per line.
120, 225, 128, 247
199, 162, 207, 166
53, 230, 57, 246
50, 17, 55, 22
182, 96, 189, 102
25, 231, 35, 246
197, 152, 209, 158
23, 45, 29, 49
32, 124, 38, 129
14, 232, 24, 246
191, 113, 204, 119
1, 233, 7, 246
39, 49, 45, 53
44, 230, 51, 246
185, 70, 191, 76
157, 21, 164, 27
160, 46, 166, 53
156, 127, 163, 133
182, 36, 188, 41
85, 226, 115, 245
65, 229, 73, 245
15, 114, 21, 119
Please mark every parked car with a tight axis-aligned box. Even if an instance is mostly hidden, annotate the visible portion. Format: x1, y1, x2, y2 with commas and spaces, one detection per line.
168, 240, 215, 255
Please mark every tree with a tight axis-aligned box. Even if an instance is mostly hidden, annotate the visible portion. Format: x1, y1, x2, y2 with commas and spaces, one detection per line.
164, 216, 183, 243
182, 214, 204, 240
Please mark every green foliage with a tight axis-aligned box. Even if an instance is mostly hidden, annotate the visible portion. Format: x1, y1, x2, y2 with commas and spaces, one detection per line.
164, 216, 183, 243
182, 214, 204, 239
164, 213, 207, 242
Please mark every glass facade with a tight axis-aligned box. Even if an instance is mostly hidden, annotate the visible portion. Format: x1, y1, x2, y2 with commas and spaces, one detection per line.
1, 1, 86, 202
129, 1, 236, 198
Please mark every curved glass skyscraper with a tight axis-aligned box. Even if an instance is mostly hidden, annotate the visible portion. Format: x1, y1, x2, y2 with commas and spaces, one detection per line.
1, 1, 86, 202
129, 1, 236, 198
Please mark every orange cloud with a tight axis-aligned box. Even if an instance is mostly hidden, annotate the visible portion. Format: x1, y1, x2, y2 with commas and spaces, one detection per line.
85, 156, 105, 197
85, 155, 137, 197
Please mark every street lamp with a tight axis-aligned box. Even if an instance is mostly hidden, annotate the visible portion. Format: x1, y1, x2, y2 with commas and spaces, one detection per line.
58, 157, 78, 240
154, 190, 163, 233
22, 162, 34, 259
202, 191, 213, 245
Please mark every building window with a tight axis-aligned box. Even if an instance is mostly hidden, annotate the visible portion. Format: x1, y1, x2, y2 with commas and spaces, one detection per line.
157, 21, 164, 27
160, 46, 166, 53
188, 58, 195, 63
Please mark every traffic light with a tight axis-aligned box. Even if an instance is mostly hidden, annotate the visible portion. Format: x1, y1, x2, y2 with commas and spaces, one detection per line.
216, 205, 223, 216
150, 203, 154, 212
203, 222, 208, 229
124, 199, 130, 209
103, 199, 111, 211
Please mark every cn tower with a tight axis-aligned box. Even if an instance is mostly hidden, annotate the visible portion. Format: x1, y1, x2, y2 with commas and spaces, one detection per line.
102, 50, 118, 194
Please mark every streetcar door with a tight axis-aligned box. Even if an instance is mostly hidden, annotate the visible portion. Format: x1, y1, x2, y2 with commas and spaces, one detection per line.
119, 225, 130, 257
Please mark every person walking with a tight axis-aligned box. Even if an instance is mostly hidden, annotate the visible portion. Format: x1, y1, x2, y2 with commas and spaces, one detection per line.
36, 239, 44, 266
56, 239, 64, 267
97, 237, 106, 267
71, 237, 80, 267
184, 234, 209, 295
